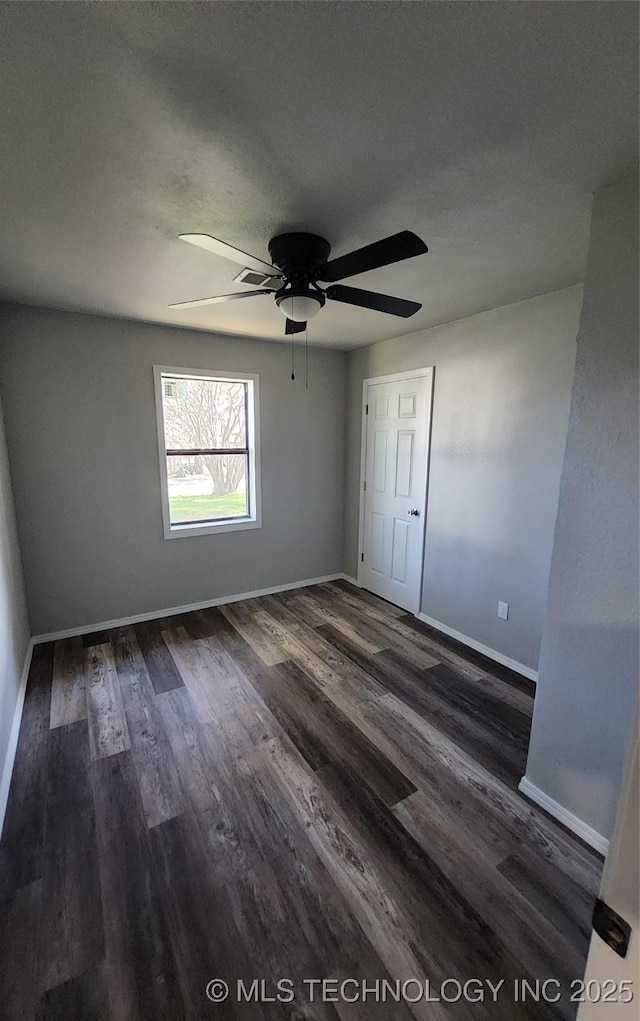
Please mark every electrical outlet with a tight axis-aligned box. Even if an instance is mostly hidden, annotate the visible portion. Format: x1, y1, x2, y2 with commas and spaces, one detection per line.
497, 601, 509, 620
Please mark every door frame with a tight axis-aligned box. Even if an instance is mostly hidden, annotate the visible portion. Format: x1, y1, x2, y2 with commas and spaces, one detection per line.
357, 367, 435, 613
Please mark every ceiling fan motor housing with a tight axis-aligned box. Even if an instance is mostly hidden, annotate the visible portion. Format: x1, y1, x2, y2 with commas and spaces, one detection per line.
268, 232, 331, 275
269, 233, 330, 321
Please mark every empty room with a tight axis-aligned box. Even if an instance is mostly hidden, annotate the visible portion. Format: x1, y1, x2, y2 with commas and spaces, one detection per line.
0, 2, 638, 1019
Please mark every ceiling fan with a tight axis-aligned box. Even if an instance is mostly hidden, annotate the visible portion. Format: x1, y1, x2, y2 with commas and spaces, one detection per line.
169, 229, 429, 335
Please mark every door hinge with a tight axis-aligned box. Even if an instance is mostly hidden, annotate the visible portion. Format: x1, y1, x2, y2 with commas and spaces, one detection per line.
361, 553, 364, 562
365, 404, 369, 415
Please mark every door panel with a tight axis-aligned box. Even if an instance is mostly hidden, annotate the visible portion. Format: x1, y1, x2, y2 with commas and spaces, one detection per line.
395, 431, 414, 497
360, 371, 433, 612
374, 396, 390, 419
399, 392, 417, 417
372, 431, 388, 492
369, 512, 386, 574
391, 518, 410, 582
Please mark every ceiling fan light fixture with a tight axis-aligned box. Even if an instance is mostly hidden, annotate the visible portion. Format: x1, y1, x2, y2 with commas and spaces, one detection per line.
276, 291, 324, 322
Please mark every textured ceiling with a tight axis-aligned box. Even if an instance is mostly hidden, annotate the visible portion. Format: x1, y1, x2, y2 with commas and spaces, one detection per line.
0, 1, 637, 349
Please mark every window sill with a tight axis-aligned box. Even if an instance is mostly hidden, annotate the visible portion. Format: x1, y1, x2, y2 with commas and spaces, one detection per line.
163, 517, 261, 540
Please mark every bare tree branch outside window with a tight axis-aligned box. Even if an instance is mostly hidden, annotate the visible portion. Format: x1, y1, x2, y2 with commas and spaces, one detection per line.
163, 378, 247, 496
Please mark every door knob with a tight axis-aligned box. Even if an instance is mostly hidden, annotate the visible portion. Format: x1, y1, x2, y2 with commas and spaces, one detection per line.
408, 508, 420, 517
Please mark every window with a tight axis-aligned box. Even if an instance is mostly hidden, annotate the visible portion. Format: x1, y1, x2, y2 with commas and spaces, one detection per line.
154, 366, 261, 539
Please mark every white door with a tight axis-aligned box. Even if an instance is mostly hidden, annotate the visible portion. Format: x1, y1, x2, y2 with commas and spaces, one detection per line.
359, 369, 433, 613
577, 700, 638, 1020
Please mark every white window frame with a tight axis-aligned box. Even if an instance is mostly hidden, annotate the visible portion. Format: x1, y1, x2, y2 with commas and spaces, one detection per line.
153, 365, 262, 540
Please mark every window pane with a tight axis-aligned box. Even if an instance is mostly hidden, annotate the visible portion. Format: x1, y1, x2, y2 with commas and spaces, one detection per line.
162, 377, 247, 451
167, 454, 248, 524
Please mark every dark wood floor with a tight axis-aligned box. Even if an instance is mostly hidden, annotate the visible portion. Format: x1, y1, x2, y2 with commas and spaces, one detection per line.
0, 581, 602, 1020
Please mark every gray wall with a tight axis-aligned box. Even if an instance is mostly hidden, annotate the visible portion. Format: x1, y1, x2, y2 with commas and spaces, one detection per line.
345, 286, 582, 671
0, 394, 30, 806
524, 178, 639, 840
0, 306, 346, 634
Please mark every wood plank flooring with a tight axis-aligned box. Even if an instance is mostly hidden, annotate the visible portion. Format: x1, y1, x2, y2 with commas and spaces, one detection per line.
0, 581, 603, 1020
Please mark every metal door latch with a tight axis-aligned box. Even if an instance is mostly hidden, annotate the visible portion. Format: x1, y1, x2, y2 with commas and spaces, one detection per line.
592, 898, 631, 958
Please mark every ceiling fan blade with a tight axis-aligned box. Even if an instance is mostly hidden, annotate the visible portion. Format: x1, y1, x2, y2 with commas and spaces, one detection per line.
326, 284, 421, 318
318, 230, 428, 283
285, 318, 307, 335
178, 233, 279, 275
168, 289, 275, 310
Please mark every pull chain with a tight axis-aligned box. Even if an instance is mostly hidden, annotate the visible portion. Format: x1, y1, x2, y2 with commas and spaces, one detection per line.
305, 327, 309, 390
290, 330, 295, 381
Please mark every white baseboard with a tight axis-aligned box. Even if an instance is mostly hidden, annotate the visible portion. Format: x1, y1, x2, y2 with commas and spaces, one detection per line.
0, 638, 35, 839
416, 612, 538, 683
519, 776, 609, 856
340, 574, 361, 588
33, 573, 346, 644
